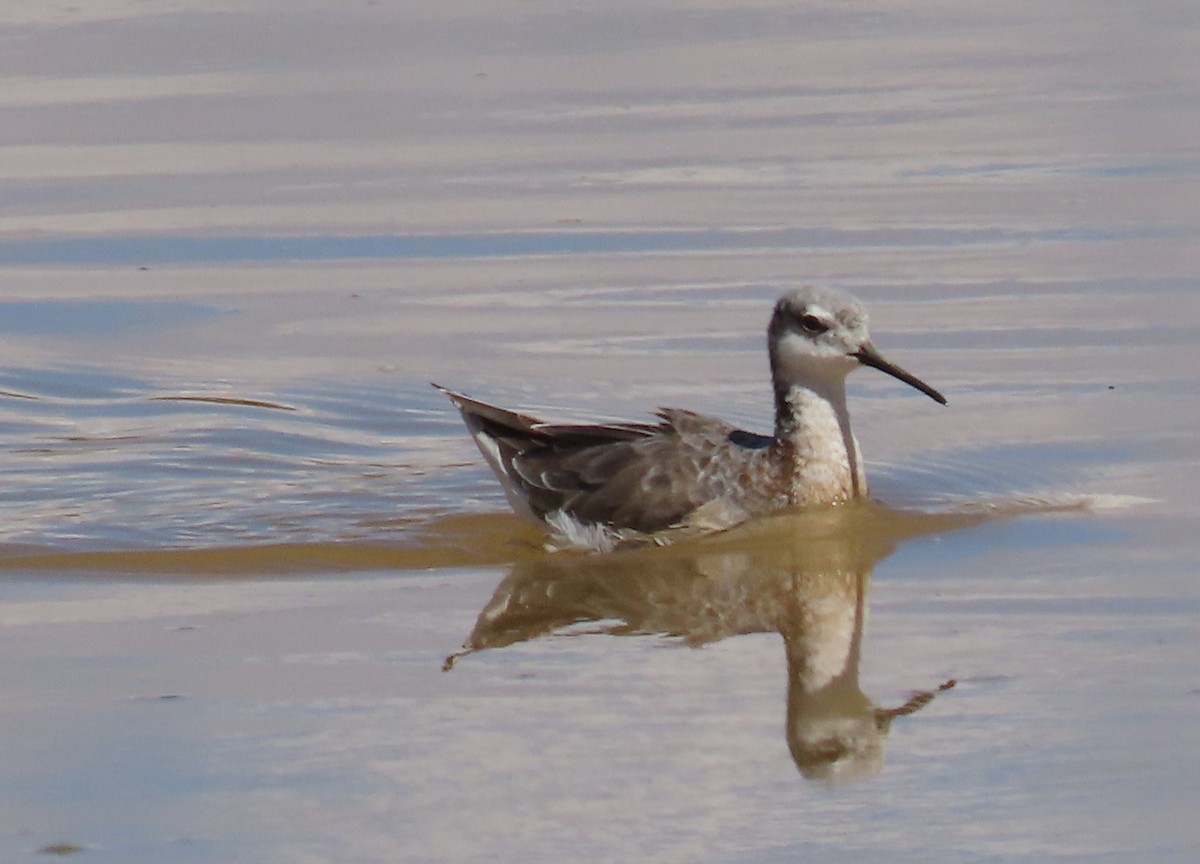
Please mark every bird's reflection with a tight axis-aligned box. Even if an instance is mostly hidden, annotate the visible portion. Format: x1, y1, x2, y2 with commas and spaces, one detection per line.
445, 502, 979, 784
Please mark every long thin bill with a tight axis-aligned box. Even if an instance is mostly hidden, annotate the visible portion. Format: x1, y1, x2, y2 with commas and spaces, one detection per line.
852, 343, 947, 405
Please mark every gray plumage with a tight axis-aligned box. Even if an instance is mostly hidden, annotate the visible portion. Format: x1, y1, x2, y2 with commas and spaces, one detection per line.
437, 286, 945, 550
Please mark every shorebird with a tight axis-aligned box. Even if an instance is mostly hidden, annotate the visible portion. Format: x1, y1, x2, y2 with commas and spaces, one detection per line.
436, 286, 945, 550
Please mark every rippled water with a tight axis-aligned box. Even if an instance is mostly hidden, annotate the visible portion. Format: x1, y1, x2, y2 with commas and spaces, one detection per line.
2, 1, 1198, 862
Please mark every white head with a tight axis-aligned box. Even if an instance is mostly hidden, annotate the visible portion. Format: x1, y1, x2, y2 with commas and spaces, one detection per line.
768, 286, 946, 405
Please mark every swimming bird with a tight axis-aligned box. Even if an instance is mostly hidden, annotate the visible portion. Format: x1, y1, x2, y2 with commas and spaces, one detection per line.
436, 286, 945, 550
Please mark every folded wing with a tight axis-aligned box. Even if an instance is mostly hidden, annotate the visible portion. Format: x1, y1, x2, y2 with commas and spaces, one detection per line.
436, 386, 750, 534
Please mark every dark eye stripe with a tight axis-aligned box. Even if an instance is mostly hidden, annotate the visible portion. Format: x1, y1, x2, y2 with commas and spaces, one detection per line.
799, 313, 830, 334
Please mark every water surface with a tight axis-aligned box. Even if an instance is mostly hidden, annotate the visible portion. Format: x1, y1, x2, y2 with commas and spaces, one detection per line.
1, 1, 1198, 862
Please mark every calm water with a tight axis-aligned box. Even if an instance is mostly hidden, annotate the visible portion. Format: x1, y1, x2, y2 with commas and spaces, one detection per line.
2, 1, 1198, 862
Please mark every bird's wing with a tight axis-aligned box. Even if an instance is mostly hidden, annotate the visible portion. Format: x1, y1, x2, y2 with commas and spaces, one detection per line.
436, 385, 660, 521
437, 386, 766, 537
515, 408, 748, 534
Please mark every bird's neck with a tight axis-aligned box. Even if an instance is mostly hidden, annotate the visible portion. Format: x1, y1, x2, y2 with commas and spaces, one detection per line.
773, 376, 866, 505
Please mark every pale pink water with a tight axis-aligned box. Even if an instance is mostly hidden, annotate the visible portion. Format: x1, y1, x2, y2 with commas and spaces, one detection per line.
1, 2, 1198, 861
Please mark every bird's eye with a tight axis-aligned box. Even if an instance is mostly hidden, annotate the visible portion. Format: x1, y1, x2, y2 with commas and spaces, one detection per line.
798, 313, 830, 335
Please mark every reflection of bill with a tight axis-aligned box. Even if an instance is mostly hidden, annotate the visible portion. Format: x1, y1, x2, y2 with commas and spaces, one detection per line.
445, 504, 967, 784
777, 565, 954, 783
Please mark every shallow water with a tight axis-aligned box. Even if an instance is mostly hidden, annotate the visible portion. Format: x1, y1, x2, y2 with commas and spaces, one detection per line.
2, 1, 1199, 861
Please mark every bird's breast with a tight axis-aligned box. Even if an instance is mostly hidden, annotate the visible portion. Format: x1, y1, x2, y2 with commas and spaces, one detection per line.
776, 389, 863, 506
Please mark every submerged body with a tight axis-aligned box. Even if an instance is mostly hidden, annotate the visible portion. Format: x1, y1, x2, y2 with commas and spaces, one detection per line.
438, 286, 945, 550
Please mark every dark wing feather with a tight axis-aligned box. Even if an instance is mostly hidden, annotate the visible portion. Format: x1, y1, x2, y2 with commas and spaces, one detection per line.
512, 407, 748, 533
436, 385, 660, 521
435, 385, 658, 445
437, 386, 766, 535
